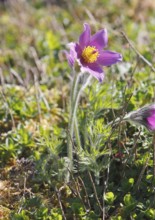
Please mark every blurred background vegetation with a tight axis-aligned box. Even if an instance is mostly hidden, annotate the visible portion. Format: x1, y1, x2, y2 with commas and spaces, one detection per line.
0, 0, 155, 219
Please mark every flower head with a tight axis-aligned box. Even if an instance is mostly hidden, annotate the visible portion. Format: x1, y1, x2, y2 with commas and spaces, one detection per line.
124, 104, 155, 131
66, 23, 122, 82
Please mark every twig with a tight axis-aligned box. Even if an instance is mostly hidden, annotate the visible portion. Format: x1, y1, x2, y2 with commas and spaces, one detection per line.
129, 59, 139, 84
78, 176, 91, 210
37, 86, 50, 111
55, 187, 67, 220
17, 174, 28, 214
107, 93, 133, 146
10, 68, 25, 86
88, 171, 103, 212
101, 140, 113, 220
121, 31, 155, 72
102, 157, 110, 220
122, 129, 142, 178
69, 173, 88, 213
0, 68, 15, 130
30, 47, 46, 78
84, 7, 97, 26
32, 68, 41, 122
135, 156, 150, 190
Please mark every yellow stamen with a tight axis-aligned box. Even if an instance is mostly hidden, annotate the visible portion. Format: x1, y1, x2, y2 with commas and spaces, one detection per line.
82, 46, 99, 63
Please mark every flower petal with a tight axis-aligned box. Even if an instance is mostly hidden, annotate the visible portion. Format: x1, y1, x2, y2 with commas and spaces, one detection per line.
146, 112, 155, 130
97, 50, 122, 66
90, 29, 108, 49
81, 64, 104, 82
65, 50, 75, 67
79, 23, 91, 49
65, 43, 77, 67
75, 43, 82, 58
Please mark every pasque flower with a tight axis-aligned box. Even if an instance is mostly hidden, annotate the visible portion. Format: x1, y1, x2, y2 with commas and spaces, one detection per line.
124, 104, 155, 131
66, 23, 122, 82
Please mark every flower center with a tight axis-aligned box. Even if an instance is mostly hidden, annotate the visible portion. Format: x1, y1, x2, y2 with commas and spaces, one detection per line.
82, 46, 99, 63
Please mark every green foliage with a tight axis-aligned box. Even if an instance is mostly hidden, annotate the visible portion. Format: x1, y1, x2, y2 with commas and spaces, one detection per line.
104, 192, 115, 205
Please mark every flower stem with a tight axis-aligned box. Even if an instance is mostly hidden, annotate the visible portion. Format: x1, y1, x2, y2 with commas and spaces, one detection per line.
70, 73, 83, 137
70, 74, 92, 150
67, 72, 82, 173
74, 116, 81, 151
67, 72, 92, 175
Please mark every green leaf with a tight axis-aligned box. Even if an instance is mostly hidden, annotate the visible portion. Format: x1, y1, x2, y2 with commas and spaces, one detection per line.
124, 194, 135, 206
104, 192, 115, 205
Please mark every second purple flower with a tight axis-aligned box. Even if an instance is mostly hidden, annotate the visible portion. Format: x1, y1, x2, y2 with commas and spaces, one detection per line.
124, 104, 155, 131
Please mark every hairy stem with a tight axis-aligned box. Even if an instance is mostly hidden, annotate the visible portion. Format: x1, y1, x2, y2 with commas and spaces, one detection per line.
74, 116, 82, 151
67, 72, 92, 177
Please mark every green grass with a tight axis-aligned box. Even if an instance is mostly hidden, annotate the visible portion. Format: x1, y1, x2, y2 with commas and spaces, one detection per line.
0, 0, 155, 219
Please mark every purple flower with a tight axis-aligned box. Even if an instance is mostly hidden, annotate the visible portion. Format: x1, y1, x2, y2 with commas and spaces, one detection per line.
66, 23, 122, 82
124, 104, 155, 131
